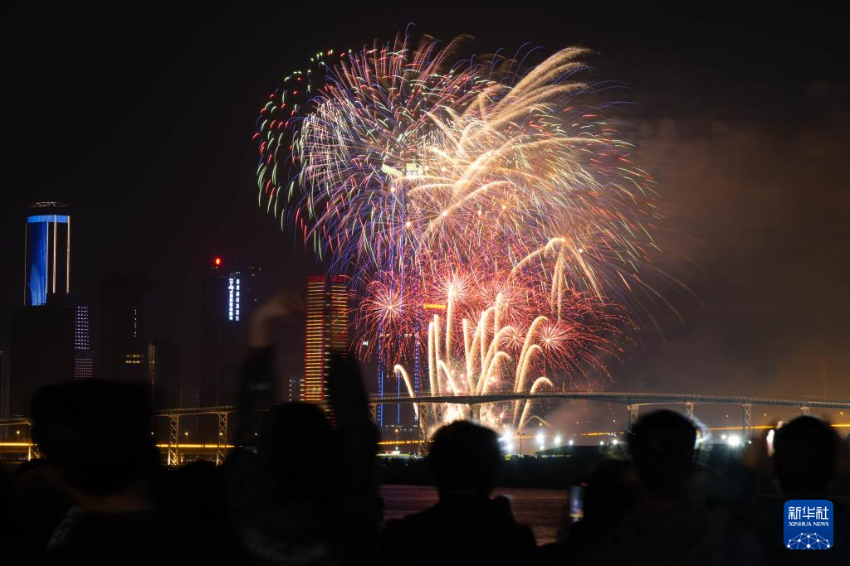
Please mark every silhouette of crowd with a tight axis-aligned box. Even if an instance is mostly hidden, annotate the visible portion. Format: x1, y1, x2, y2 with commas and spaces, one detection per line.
2, 294, 849, 565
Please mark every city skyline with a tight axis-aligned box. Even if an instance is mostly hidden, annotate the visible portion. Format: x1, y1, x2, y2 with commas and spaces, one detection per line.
0, 8, 848, 563
0, 5, 848, 434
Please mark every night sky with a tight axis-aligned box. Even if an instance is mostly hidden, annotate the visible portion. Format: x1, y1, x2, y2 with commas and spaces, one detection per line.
2, 2, 848, 424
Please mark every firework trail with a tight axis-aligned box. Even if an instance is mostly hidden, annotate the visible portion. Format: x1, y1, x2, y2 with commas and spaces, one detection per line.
256, 33, 664, 429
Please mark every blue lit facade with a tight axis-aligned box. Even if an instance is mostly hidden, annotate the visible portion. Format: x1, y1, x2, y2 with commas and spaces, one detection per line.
24, 213, 71, 307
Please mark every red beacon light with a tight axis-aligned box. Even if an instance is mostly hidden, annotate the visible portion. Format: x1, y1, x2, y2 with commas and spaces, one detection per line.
214, 257, 222, 267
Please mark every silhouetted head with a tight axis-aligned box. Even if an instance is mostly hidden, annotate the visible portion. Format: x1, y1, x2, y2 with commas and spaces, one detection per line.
259, 402, 333, 456
628, 410, 696, 499
773, 416, 839, 497
31, 380, 157, 497
583, 459, 636, 523
256, 403, 338, 490
429, 420, 501, 497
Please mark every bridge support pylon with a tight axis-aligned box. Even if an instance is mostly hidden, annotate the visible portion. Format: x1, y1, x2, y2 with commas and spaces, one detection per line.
416, 403, 429, 457
800, 406, 811, 416
216, 412, 229, 465
684, 402, 695, 421
167, 415, 180, 467
742, 404, 752, 437
627, 404, 640, 428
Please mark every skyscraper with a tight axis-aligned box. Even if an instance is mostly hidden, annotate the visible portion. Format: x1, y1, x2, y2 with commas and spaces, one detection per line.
100, 271, 152, 382
0, 347, 10, 434
286, 374, 300, 402
148, 339, 182, 408
376, 304, 432, 428
66, 293, 93, 380
200, 257, 262, 406
24, 202, 71, 307
302, 275, 349, 405
10, 203, 90, 417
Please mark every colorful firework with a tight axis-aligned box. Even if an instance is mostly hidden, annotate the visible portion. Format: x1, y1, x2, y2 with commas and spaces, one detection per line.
256, 33, 664, 429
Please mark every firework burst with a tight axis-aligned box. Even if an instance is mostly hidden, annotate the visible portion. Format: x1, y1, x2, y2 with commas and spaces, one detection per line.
256, 32, 664, 429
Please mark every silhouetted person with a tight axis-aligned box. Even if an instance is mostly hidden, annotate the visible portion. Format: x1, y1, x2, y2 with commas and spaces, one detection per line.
541, 459, 636, 563
8, 457, 72, 562
224, 292, 380, 565
26, 379, 241, 564
747, 416, 849, 565
25, 380, 177, 562
159, 459, 233, 552
380, 420, 536, 566
577, 410, 763, 566
0, 463, 25, 563
774, 416, 840, 499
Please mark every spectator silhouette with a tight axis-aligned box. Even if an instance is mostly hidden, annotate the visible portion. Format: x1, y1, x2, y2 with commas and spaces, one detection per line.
0, 463, 25, 563
225, 401, 347, 564
773, 416, 839, 499
380, 420, 535, 566
576, 410, 763, 566
224, 291, 380, 565
541, 459, 636, 562
746, 416, 849, 565
8, 455, 72, 562
28, 379, 224, 563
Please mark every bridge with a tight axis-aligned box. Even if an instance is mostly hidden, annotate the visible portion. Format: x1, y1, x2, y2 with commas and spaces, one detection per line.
1, 391, 847, 463
373, 391, 850, 444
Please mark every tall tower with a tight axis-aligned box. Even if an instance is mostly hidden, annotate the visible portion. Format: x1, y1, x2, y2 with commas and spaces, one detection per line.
200, 256, 262, 406
301, 275, 349, 405
100, 272, 152, 382
24, 202, 71, 307
66, 293, 93, 380
11, 203, 90, 417
0, 347, 10, 431
148, 339, 182, 408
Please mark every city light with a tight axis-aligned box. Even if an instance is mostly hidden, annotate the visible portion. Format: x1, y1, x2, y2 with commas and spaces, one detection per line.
727, 435, 742, 447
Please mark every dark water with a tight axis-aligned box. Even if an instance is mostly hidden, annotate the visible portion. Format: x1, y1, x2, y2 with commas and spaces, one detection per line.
381, 484, 568, 545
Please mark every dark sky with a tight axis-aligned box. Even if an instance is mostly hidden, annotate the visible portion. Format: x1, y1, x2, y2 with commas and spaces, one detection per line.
1, 2, 848, 420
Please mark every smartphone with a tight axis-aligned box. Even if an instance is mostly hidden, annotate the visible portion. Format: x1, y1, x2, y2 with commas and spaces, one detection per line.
569, 483, 586, 523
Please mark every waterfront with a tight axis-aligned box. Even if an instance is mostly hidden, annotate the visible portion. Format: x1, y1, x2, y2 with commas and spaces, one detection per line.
381, 484, 568, 545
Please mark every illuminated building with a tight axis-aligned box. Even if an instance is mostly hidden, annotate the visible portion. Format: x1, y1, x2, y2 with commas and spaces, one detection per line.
100, 272, 152, 382
375, 303, 437, 428
65, 293, 93, 380
286, 374, 300, 402
10, 203, 91, 417
301, 275, 349, 405
148, 339, 182, 408
201, 256, 262, 406
0, 347, 9, 436
23, 202, 70, 307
